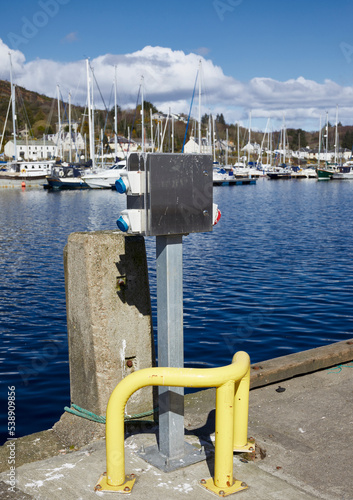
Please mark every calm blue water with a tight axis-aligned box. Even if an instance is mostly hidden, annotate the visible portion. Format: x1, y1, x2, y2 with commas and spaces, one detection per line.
1, 179, 353, 444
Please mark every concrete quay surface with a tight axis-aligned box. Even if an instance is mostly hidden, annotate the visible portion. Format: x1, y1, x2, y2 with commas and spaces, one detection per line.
0, 339, 352, 500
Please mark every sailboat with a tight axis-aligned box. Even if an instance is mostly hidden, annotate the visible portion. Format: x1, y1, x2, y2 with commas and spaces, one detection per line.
81, 62, 126, 189
44, 85, 93, 190
329, 107, 352, 179
267, 116, 291, 179
0, 53, 55, 188
332, 164, 353, 179
317, 111, 339, 180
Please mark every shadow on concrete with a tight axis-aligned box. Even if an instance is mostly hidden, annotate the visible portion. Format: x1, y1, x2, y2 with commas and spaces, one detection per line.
123, 408, 216, 477
115, 235, 152, 318
186, 409, 216, 477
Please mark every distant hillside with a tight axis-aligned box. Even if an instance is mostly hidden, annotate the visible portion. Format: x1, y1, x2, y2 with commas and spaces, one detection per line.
1, 79, 353, 154
0, 79, 85, 141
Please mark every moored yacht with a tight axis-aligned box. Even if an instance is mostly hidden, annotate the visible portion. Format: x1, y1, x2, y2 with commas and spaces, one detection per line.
81, 160, 127, 189
44, 162, 92, 190
332, 165, 353, 179
0, 159, 55, 188
266, 164, 292, 179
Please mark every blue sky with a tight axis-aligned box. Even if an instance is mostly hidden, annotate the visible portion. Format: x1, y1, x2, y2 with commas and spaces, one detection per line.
1, 0, 353, 130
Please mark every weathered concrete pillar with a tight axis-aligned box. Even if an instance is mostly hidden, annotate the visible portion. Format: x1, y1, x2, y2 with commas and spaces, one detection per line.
54, 230, 155, 446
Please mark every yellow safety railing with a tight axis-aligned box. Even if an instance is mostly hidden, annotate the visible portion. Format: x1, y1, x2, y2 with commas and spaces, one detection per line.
95, 351, 253, 497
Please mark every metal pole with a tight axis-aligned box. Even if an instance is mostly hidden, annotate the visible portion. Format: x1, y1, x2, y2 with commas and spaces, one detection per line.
69, 92, 72, 164
156, 234, 184, 459
9, 53, 17, 162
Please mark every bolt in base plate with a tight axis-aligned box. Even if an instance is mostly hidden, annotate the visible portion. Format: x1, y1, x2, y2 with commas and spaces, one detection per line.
233, 438, 256, 453
95, 473, 136, 493
199, 477, 248, 497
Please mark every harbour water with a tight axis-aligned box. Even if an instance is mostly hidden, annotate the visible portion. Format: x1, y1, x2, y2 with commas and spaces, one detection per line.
1, 178, 353, 444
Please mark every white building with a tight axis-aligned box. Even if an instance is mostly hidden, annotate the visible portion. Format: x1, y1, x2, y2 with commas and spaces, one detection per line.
109, 136, 139, 158
5, 139, 57, 160
291, 148, 310, 160
183, 136, 212, 154
152, 112, 187, 124
241, 142, 261, 155
46, 131, 85, 157
316, 148, 351, 162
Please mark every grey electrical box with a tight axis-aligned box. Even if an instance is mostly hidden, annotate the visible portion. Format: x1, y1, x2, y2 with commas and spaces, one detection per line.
124, 153, 213, 236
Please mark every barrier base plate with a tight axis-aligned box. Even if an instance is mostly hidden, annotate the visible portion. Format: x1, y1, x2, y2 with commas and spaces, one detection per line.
199, 477, 248, 497
233, 438, 255, 453
137, 441, 206, 472
94, 473, 136, 493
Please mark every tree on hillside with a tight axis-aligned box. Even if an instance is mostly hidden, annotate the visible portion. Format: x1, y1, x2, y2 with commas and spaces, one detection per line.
288, 128, 307, 150
201, 113, 209, 125
143, 100, 158, 114
216, 113, 225, 125
341, 130, 353, 150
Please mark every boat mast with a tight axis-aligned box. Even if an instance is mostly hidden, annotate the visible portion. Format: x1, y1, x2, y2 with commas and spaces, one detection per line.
267, 126, 270, 166
9, 53, 17, 162
281, 114, 286, 165
86, 59, 95, 169
141, 75, 144, 154
260, 118, 270, 166
325, 111, 328, 164
160, 110, 170, 152
150, 109, 154, 152
198, 60, 202, 153
213, 116, 216, 163
101, 128, 104, 167
91, 69, 95, 166
334, 105, 338, 165
318, 115, 322, 170
69, 92, 72, 164
25, 123, 29, 160
0, 96, 11, 155
225, 128, 228, 166
248, 111, 251, 166
114, 65, 118, 161
56, 84, 62, 159
171, 111, 174, 153
298, 129, 301, 166
237, 121, 240, 165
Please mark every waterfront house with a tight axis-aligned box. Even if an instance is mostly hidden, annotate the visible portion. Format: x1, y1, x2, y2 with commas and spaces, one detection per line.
184, 136, 212, 154
5, 139, 57, 160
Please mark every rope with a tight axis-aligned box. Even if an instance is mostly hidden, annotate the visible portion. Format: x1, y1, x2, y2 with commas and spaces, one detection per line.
64, 403, 158, 424
327, 362, 353, 374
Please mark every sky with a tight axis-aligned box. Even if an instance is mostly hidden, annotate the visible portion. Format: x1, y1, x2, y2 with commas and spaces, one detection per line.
1, 0, 353, 131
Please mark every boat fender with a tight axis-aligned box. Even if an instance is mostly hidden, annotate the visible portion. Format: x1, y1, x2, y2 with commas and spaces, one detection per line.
213, 203, 221, 226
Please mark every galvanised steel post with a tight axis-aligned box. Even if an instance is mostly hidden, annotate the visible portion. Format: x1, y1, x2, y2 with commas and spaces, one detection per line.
156, 234, 184, 459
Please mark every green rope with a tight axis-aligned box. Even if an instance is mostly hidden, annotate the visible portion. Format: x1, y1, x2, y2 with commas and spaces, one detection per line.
64, 404, 158, 424
327, 362, 353, 374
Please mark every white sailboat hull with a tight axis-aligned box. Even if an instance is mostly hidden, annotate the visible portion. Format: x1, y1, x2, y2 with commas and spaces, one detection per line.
82, 162, 126, 189
0, 160, 55, 188
332, 171, 353, 179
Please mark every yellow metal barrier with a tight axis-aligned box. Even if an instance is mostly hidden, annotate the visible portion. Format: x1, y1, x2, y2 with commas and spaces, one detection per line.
95, 351, 253, 497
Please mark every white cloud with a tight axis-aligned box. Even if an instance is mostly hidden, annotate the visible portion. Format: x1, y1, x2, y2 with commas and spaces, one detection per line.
1, 40, 353, 131
61, 32, 78, 43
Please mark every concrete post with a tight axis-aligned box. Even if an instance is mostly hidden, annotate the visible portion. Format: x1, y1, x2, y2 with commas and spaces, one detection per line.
54, 230, 155, 446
